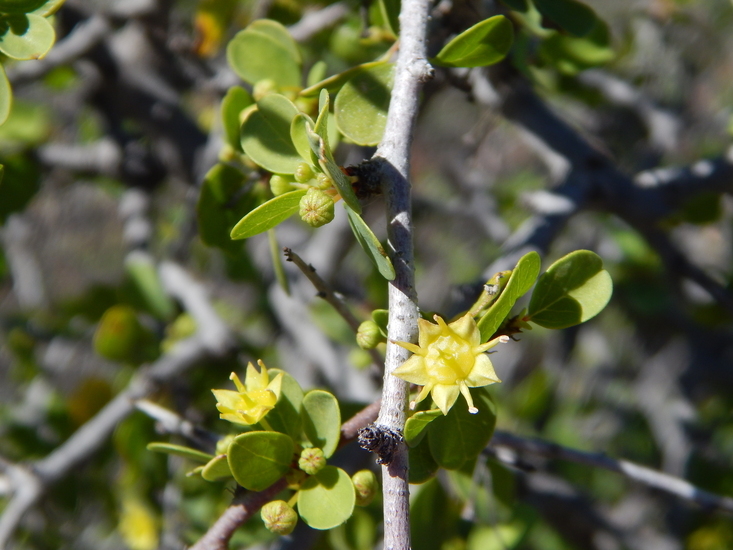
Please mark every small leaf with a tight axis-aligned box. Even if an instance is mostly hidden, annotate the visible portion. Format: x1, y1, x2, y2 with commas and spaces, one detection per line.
221, 86, 252, 152
264, 369, 304, 440
477, 251, 541, 341
533, 0, 598, 37
0, 64, 11, 126
344, 204, 395, 280
527, 250, 613, 329
30, 0, 64, 16
0, 14, 55, 60
247, 19, 301, 65
227, 431, 294, 491
538, 20, 614, 75
404, 409, 443, 447
298, 466, 355, 529
230, 189, 307, 240
146, 442, 214, 463
433, 16, 513, 68
226, 21, 301, 88
371, 309, 389, 337
93, 305, 144, 363
201, 454, 233, 481
427, 388, 496, 470
408, 436, 439, 484
306, 60, 327, 88
334, 62, 393, 146
301, 389, 341, 458
241, 93, 303, 174
0, 0, 46, 14
125, 253, 176, 320
290, 113, 317, 164
373, 0, 400, 36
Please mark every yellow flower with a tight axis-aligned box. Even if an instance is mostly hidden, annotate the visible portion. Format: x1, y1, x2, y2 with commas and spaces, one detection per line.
212, 360, 283, 426
393, 313, 508, 415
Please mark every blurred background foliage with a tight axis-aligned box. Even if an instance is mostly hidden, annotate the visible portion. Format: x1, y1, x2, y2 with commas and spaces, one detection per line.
1, 0, 733, 549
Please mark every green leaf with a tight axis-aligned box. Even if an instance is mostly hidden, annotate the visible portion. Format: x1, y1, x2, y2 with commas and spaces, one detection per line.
334, 62, 393, 146
290, 113, 317, 164
146, 442, 214, 463
0, 152, 40, 223
477, 251, 541, 341
306, 60, 327, 88
220, 86, 252, 152
371, 309, 389, 337
298, 466, 356, 529
410, 478, 462, 550
499, 0, 528, 12
533, 0, 598, 37
427, 387, 496, 470
308, 91, 362, 213
345, 204, 395, 280
538, 20, 614, 75
301, 389, 341, 458
405, 409, 443, 447
408, 436, 439, 484
433, 16, 514, 68
93, 305, 144, 363
372, 0, 400, 36
301, 61, 390, 98
0, 13, 55, 60
0, 64, 12, 126
226, 20, 301, 89
29, 0, 64, 16
527, 249, 613, 329
125, 253, 176, 320
0, 0, 46, 14
230, 189, 307, 240
241, 93, 303, 174
201, 454, 233, 481
0, 98, 50, 146
265, 369, 304, 440
227, 431, 294, 491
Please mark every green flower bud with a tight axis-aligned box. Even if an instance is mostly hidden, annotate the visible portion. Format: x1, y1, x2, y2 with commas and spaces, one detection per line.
356, 320, 383, 349
294, 162, 315, 183
352, 469, 378, 506
252, 79, 278, 101
298, 447, 326, 475
261, 500, 298, 535
315, 172, 333, 190
299, 188, 335, 227
270, 175, 295, 196
215, 433, 236, 456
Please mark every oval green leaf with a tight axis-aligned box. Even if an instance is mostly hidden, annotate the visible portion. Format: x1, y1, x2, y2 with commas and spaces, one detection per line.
221, 86, 252, 152
527, 249, 613, 329
404, 409, 443, 447
201, 454, 233, 481
334, 62, 393, 146
0, 13, 55, 60
298, 466, 355, 529
301, 389, 341, 458
0, 0, 46, 14
427, 387, 496, 470
227, 431, 294, 491
30, 0, 64, 16
226, 25, 301, 89
345, 204, 395, 280
125, 252, 176, 320
538, 20, 614, 75
247, 19, 301, 65
241, 93, 303, 174
533, 0, 598, 37
290, 113, 316, 164
433, 15, 513, 68
0, 64, 10, 125
264, 369, 304, 440
230, 189, 307, 240
477, 251, 541, 341
146, 442, 214, 463
408, 436, 439, 484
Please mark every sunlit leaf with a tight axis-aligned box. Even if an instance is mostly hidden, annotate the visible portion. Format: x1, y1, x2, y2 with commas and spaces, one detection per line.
146, 442, 214, 463
201, 454, 233, 481
264, 369, 304, 440
0, 14, 55, 60
345, 204, 395, 280
0, 0, 46, 14
433, 16, 514, 68
533, 0, 598, 37
301, 390, 341, 458
404, 409, 443, 447
227, 431, 294, 491
220, 86, 252, 152
298, 466, 355, 529
0, 64, 9, 125
230, 189, 307, 240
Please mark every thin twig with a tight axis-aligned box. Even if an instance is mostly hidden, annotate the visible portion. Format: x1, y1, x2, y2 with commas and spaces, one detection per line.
283, 247, 384, 370
489, 430, 733, 515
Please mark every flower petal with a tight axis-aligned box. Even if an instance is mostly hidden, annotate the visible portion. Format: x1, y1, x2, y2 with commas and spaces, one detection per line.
432, 384, 460, 416
448, 313, 479, 344
245, 361, 269, 391
393, 340, 424, 356
465, 354, 500, 387
418, 317, 442, 347
392, 355, 431, 385
458, 382, 478, 414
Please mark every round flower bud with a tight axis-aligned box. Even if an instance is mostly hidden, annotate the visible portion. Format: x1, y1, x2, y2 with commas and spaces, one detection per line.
352, 469, 378, 506
294, 162, 315, 184
298, 447, 326, 475
215, 433, 236, 456
356, 320, 382, 350
253, 79, 278, 101
299, 188, 335, 228
270, 175, 295, 196
315, 172, 333, 190
261, 500, 298, 535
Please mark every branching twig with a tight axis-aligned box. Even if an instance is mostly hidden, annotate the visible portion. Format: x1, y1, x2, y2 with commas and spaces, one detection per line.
489, 430, 733, 515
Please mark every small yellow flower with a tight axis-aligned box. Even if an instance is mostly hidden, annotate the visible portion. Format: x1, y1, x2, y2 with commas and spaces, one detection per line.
212, 360, 283, 426
393, 313, 508, 415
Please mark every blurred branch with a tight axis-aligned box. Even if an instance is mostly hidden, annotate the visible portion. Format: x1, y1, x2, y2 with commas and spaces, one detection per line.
0, 263, 236, 548
288, 2, 350, 42
489, 430, 733, 515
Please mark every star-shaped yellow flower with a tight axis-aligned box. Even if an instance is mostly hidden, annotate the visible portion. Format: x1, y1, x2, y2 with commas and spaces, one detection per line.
392, 313, 507, 415
212, 360, 283, 426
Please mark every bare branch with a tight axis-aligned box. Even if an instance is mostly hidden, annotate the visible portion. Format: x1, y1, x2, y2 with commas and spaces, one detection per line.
489, 430, 733, 515
288, 2, 350, 43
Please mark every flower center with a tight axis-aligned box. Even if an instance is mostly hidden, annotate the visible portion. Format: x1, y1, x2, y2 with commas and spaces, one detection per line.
425, 335, 475, 384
